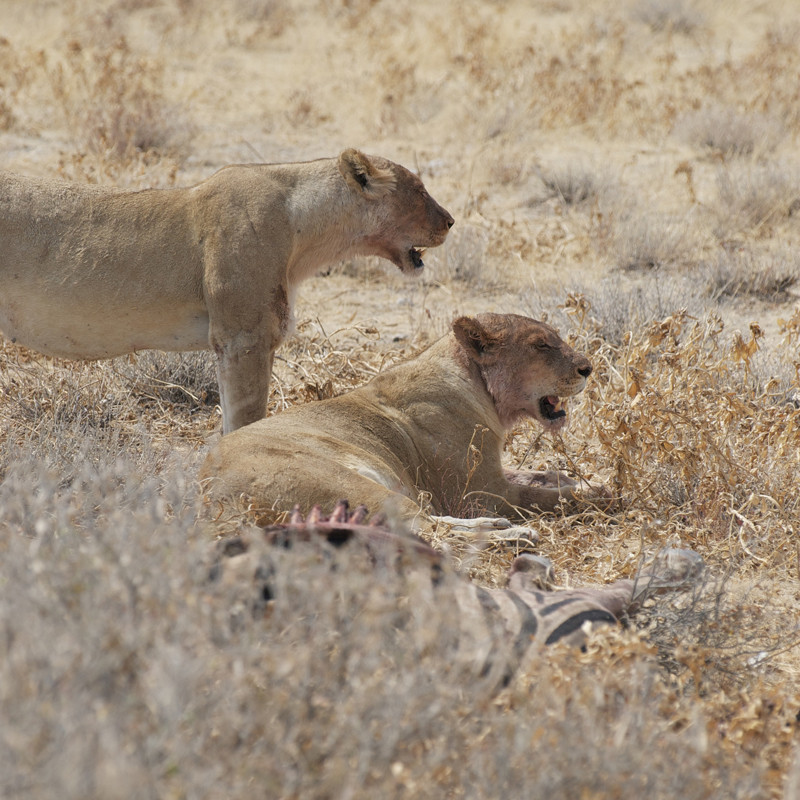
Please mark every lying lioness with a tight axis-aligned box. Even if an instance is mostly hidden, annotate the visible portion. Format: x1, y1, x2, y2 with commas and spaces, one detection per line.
202, 313, 608, 522
0, 150, 453, 433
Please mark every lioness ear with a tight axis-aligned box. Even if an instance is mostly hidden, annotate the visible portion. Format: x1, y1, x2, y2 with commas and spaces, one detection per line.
338, 149, 396, 198
452, 316, 497, 362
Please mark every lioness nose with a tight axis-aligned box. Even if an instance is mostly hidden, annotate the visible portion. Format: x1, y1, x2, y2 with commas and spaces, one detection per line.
578, 364, 592, 378
446, 214, 454, 228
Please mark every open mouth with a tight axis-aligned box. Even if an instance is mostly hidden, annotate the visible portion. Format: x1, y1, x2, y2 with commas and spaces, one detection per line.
410, 247, 426, 269
539, 395, 566, 422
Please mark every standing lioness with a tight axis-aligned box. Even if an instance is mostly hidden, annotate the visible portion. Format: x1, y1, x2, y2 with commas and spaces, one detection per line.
0, 150, 453, 433
202, 313, 609, 522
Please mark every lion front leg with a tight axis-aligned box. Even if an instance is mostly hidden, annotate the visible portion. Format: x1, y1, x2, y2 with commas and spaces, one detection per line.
205, 273, 290, 434
505, 469, 614, 513
503, 468, 579, 489
212, 331, 276, 434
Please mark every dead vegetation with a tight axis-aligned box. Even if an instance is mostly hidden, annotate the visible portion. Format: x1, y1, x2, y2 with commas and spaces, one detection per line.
0, 461, 794, 800
704, 245, 800, 304
1, 0, 800, 797
630, 0, 706, 35
673, 104, 787, 160
45, 36, 193, 185
712, 161, 800, 241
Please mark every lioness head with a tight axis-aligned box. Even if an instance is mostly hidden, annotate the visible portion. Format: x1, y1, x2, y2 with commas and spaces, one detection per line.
452, 313, 592, 431
338, 149, 454, 274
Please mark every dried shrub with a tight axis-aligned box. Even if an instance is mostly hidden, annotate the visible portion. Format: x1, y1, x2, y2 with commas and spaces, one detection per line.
560, 299, 800, 560
608, 208, 702, 271
712, 162, 800, 239
426, 223, 490, 285
631, 0, 706, 34
644, 572, 800, 694
673, 104, 786, 159
531, 160, 609, 209
703, 245, 800, 303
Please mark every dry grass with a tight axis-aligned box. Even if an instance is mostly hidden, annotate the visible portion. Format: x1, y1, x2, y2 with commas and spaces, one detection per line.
44, 36, 193, 185
712, 161, 800, 240
0, 462, 791, 800
425, 222, 491, 285
523, 272, 710, 347
2, 0, 800, 796
4, 300, 798, 796
673, 104, 787, 160
630, 0, 706, 34
703, 244, 800, 304
608, 209, 703, 271
531, 160, 610, 210
560, 301, 800, 552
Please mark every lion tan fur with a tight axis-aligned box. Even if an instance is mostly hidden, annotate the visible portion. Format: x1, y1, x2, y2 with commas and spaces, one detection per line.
0, 150, 453, 433
201, 313, 606, 522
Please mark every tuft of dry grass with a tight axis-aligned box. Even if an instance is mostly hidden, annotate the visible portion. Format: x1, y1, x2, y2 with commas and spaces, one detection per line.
523, 272, 709, 347
703, 244, 800, 303
712, 161, 800, 240
673, 104, 787, 160
425, 222, 491, 285
531, 160, 610, 209
269, 319, 413, 410
118, 351, 221, 412
630, 0, 706, 34
606, 208, 704, 271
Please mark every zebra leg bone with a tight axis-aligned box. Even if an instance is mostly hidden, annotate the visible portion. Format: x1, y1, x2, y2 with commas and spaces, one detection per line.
432, 515, 514, 531
431, 515, 541, 546
507, 554, 556, 591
